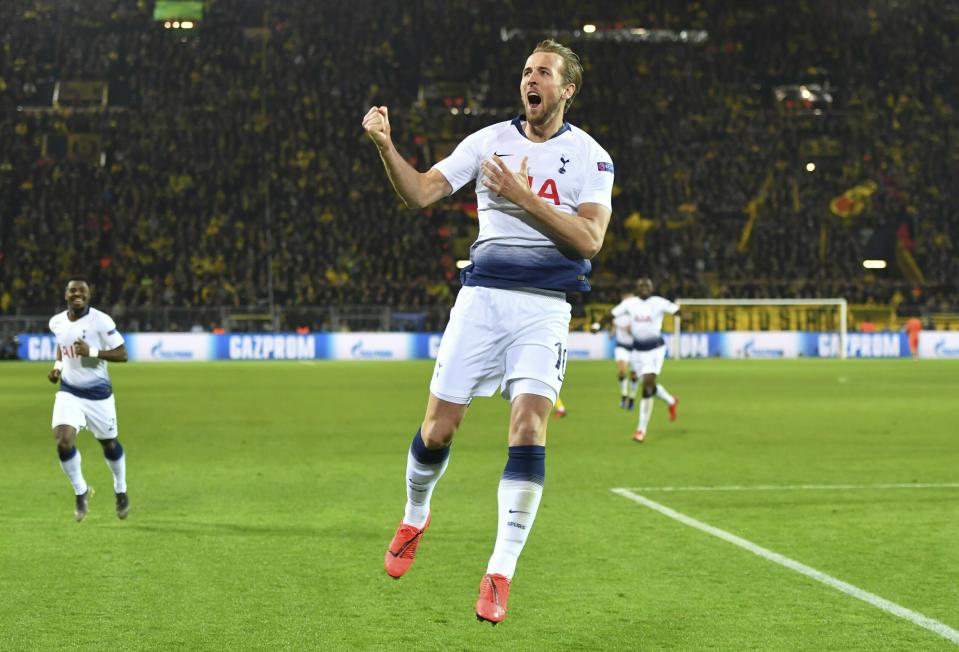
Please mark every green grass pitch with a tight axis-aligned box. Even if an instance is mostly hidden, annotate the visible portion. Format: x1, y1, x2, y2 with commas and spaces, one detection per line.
1, 359, 957, 650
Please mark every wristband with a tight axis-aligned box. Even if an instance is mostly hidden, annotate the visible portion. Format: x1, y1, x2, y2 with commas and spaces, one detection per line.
88, 347, 100, 359
54, 360, 63, 371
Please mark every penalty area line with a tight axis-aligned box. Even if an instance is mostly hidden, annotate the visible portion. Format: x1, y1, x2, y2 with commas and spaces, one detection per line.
623, 482, 959, 493
611, 488, 959, 646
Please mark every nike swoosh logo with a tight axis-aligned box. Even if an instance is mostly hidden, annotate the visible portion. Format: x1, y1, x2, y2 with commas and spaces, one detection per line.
508, 509, 530, 514
493, 152, 512, 157
387, 530, 424, 557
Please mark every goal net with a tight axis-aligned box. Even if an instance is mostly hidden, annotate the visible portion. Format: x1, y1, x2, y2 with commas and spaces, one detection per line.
672, 298, 848, 359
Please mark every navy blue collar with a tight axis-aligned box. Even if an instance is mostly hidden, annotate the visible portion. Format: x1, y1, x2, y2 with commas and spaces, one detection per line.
68, 305, 90, 321
511, 115, 571, 141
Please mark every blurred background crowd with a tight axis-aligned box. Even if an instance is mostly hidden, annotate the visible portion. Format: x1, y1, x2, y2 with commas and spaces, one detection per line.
1, 0, 957, 331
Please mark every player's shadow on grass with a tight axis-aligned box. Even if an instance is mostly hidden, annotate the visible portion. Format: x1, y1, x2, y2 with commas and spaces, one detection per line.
127, 520, 325, 538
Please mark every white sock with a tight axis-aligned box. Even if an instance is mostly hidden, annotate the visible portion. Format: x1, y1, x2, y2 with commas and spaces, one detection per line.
403, 449, 449, 529
106, 454, 127, 493
628, 378, 638, 399
486, 479, 543, 579
619, 376, 628, 397
656, 384, 675, 405
638, 398, 654, 432
59, 449, 88, 495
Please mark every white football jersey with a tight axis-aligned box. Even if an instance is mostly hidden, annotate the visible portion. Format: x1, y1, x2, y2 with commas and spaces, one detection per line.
49, 307, 124, 399
433, 116, 614, 292
612, 295, 679, 348
612, 311, 633, 347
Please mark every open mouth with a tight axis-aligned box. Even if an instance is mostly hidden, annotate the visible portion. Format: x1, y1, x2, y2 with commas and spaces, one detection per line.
526, 92, 542, 108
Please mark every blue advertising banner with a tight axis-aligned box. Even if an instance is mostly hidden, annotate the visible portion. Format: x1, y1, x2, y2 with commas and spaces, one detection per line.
18, 334, 58, 361
807, 332, 908, 358
218, 333, 329, 360
413, 333, 443, 360
663, 333, 718, 358
15, 331, 917, 361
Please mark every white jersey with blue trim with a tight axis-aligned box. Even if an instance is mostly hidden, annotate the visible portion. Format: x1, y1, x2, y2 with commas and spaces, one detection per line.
613, 295, 679, 348
49, 307, 124, 399
612, 311, 633, 347
433, 116, 614, 292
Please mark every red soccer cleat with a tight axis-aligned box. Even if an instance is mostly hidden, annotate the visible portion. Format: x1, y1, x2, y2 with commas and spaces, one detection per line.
668, 397, 679, 422
475, 573, 511, 624
632, 430, 645, 443
384, 512, 431, 578
553, 407, 567, 419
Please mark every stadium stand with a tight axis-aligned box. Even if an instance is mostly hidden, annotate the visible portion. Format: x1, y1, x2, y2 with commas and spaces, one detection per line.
1, 0, 957, 331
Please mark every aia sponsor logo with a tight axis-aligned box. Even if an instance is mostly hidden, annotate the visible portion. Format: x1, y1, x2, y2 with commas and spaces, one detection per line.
526, 176, 560, 205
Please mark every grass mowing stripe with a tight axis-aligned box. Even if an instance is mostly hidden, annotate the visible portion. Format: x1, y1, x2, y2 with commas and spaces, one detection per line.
611, 488, 959, 647
626, 483, 959, 492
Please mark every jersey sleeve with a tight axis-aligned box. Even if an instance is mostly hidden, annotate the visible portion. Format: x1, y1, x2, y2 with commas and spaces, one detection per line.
99, 314, 125, 350
662, 298, 680, 315
432, 128, 487, 195
577, 140, 614, 210
611, 300, 627, 317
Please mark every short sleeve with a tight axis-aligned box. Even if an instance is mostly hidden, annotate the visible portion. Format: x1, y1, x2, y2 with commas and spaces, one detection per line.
662, 299, 680, 315
611, 300, 627, 317
99, 314, 125, 349
577, 140, 614, 210
432, 129, 487, 195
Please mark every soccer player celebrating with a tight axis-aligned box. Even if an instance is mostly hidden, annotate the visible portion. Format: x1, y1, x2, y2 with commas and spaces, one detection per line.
615, 278, 679, 442
47, 277, 130, 521
363, 39, 613, 624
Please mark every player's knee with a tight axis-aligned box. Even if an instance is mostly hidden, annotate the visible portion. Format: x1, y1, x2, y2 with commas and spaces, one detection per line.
99, 438, 121, 456
508, 410, 548, 445
617, 372, 625, 381
642, 385, 656, 399
53, 427, 75, 449
509, 420, 545, 446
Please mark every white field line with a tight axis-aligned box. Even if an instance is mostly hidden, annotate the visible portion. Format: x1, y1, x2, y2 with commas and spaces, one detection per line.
611, 488, 959, 646
624, 482, 959, 493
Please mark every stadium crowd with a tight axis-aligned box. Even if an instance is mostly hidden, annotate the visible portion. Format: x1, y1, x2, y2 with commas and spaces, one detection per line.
1, 0, 956, 328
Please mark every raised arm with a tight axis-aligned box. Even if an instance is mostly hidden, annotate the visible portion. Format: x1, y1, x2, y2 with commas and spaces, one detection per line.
481, 155, 611, 258
362, 106, 451, 209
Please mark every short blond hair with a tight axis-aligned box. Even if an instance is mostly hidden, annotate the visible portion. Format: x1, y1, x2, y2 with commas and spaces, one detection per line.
532, 39, 583, 114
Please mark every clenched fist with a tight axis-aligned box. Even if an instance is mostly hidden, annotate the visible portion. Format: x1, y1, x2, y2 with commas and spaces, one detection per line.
362, 106, 392, 151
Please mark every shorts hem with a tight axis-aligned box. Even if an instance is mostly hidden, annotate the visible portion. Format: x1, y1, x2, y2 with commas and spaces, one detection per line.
504, 378, 558, 404
429, 389, 473, 405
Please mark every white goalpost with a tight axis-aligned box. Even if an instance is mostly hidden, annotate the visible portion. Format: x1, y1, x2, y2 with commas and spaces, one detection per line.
672, 298, 848, 360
